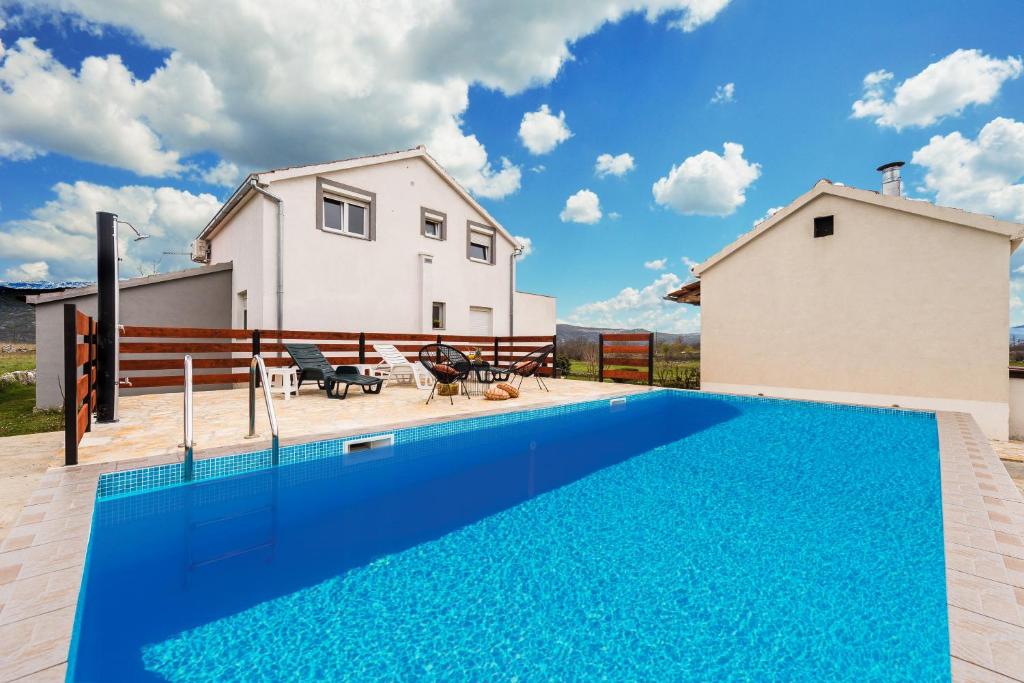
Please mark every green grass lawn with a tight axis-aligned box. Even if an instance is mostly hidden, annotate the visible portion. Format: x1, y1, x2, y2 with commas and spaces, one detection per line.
0, 351, 63, 437
564, 358, 700, 389
0, 351, 35, 374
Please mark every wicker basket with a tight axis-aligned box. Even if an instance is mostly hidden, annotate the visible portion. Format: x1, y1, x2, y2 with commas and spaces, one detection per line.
438, 383, 460, 397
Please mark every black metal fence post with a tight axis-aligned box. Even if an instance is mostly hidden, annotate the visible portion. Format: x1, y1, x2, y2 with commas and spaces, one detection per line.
95, 211, 118, 423
63, 304, 78, 466
86, 319, 96, 432
358, 332, 366, 364
493, 337, 499, 365
647, 332, 655, 386
251, 329, 261, 387
598, 333, 605, 383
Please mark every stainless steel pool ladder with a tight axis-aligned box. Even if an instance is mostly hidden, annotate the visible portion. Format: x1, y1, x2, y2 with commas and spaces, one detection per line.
247, 355, 280, 466
183, 354, 194, 481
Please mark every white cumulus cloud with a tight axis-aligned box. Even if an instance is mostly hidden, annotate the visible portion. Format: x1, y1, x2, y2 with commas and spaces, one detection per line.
710, 82, 735, 104
560, 189, 602, 224
911, 117, 1024, 222
426, 118, 522, 199
0, 38, 189, 175
564, 272, 700, 333
514, 235, 533, 259
753, 205, 784, 227
595, 152, 635, 178
3, 260, 50, 281
519, 104, 572, 155
0, 2, 731, 197
852, 49, 1023, 130
644, 258, 667, 270
199, 160, 242, 188
0, 180, 222, 280
652, 142, 760, 216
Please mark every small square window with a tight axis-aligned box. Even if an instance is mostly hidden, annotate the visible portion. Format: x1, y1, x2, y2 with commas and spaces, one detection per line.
432, 302, 445, 330
469, 229, 493, 263
814, 215, 834, 238
422, 208, 446, 240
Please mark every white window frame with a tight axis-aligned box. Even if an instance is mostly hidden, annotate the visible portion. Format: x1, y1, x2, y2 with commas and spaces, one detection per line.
322, 193, 370, 239
432, 301, 446, 330
421, 207, 446, 241
424, 216, 443, 239
468, 227, 494, 264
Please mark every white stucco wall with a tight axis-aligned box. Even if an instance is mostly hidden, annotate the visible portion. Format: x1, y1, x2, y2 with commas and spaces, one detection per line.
1009, 377, 1024, 440
208, 156, 521, 336
513, 291, 556, 336
699, 193, 1014, 439
207, 195, 266, 329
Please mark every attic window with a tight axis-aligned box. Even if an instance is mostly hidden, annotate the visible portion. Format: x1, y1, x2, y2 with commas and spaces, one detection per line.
467, 222, 495, 264
421, 207, 446, 240
813, 215, 834, 238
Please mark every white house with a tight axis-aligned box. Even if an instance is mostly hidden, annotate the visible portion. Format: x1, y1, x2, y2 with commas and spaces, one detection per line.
191, 146, 555, 337
667, 164, 1024, 439
28, 147, 555, 408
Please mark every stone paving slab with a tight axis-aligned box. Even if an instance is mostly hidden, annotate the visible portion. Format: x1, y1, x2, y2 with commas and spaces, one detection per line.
940, 412, 1024, 681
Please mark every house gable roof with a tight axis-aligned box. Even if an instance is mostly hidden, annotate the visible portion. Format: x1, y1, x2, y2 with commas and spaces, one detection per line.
692, 180, 1024, 277
197, 147, 518, 246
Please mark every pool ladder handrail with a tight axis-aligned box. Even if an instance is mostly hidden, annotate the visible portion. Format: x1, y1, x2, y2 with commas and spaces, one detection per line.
183, 354, 194, 481
247, 354, 280, 466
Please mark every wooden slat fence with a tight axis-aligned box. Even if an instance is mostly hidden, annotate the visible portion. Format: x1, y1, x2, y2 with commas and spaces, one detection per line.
118, 326, 557, 389
63, 304, 97, 465
598, 332, 654, 385
119, 326, 255, 388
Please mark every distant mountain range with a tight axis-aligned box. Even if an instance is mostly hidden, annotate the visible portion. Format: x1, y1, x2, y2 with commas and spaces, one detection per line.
0, 280, 91, 291
0, 282, 89, 343
556, 323, 700, 346
1012, 325, 1024, 341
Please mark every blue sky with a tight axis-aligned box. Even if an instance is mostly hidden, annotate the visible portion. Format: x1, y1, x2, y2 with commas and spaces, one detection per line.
1, 1, 1023, 331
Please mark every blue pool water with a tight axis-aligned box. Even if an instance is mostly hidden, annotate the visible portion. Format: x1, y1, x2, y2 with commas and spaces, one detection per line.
70, 391, 949, 681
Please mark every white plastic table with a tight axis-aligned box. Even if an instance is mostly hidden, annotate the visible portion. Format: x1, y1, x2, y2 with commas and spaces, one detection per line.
267, 366, 299, 400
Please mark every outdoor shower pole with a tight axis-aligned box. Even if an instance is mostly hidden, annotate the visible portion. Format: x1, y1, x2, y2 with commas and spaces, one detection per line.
95, 211, 119, 423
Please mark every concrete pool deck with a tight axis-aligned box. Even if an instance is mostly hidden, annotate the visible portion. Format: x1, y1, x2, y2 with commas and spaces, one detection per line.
1, 388, 1023, 680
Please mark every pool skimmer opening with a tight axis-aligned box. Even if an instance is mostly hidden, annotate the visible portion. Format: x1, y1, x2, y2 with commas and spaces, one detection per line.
343, 434, 395, 454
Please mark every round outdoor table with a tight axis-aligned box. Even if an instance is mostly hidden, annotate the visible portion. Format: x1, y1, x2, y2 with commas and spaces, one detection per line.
463, 361, 493, 395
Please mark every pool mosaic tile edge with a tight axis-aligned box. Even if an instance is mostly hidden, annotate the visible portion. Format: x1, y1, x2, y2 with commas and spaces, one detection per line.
2, 403, 1023, 681
95, 390, 664, 500
96, 388, 936, 501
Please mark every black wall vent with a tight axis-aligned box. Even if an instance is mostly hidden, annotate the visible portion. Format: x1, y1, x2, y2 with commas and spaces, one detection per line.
813, 215, 834, 238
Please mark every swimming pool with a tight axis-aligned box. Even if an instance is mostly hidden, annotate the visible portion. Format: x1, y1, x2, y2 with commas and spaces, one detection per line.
70, 390, 949, 681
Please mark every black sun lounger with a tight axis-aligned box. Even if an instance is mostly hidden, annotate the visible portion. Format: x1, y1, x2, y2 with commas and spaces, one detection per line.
285, 343, 383, 399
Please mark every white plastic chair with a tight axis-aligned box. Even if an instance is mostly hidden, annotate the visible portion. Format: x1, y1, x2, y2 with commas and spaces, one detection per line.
372, 344, 434, 390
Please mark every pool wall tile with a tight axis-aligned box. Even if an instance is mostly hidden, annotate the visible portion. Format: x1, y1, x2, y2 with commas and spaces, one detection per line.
96, 389, 934, 502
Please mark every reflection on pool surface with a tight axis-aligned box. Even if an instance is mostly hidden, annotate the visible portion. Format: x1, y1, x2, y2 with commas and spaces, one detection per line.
71, 391, 948, 681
